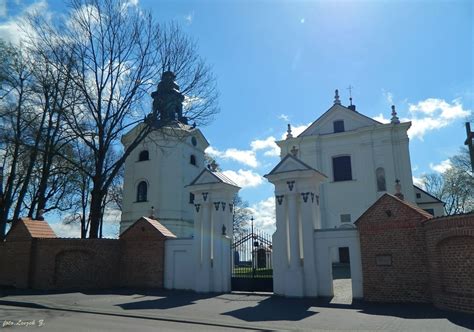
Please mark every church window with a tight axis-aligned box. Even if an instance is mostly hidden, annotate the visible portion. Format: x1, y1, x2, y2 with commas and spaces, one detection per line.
332, 156, 352, 181
416, 193, 421, 199
138, 150, 149, 161
191, 137, 197, 146
189, 193, 195, 204
333, 120, 345, 133
190, 154, 197, 166
136, 181, 148, 202
376, 167, 386, 191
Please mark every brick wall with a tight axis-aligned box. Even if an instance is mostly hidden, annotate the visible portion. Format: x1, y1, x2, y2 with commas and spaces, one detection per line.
0, 240, 32, 288
357, 193, 474, 314
30, 239, 121, 290
424, 214, 474, 314
357, 194, 431, 303
0, 217, 172, 290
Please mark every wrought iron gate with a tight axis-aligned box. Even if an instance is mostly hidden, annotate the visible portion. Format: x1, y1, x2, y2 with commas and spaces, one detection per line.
231, 229, 273, 292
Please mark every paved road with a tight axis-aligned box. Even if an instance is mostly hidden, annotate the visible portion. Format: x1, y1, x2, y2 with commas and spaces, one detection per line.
0, 289, 472, 331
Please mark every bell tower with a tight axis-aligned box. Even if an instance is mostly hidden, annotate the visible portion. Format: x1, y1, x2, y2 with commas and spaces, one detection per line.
120, 71, 209, 237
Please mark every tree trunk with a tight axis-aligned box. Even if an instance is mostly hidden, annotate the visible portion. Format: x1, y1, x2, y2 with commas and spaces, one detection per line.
88, 186, 103, 239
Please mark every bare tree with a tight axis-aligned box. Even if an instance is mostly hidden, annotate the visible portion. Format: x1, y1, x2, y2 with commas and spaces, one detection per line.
25, 0, 218, 238
232, 194, 252, 236
0, 42, 36, 239
423, 148, 474, 215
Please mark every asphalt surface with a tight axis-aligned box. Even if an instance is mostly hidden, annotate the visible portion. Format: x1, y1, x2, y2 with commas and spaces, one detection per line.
1, 286, 473, 331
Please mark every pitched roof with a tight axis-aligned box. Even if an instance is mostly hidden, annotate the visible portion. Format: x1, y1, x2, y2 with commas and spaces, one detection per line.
265, 154, 327, 178
413, 184, 444, 204
141, 217, 176, 238
188, 168, 239, 187
120, 216, 176, 239
11, 218, 57, 238
354, 193, 433, 225
298, 103, 382, 137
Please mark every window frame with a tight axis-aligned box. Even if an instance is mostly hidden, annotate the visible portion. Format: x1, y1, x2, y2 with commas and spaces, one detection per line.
332, 155, 353, 182
333, 120, 345, 133
376, 167, 387, 192
136, 181, 148, 202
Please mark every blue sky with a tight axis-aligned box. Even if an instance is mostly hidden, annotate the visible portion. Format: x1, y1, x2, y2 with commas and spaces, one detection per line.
0, 0, 472, 235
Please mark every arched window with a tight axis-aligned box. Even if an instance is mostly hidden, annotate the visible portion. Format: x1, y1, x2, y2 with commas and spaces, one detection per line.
190, 154, 196, 166
138, 150, 149, 161
136, 181, 148, 202
332, 155, 352, 181
376, 167, 386, 191
333, 120, 345, 133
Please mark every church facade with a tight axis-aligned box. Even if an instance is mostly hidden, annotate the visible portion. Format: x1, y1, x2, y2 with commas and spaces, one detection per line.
277, 90, 444, 230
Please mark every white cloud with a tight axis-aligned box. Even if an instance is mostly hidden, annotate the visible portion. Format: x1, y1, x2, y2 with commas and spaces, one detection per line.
222, 169, 263, 189
278, 114, 289, 122
382, 89, 394, 104
206, 146, 258, 168
372, 113, 390, 124
0, 0, 48, 44
50, 222, 81, 238
249, 196, 276, 234
374, 96, 471, 140
406, 98, 471, 140
184, 12, 193, 24
300, 18, 305, 24
429, 159, 452, 173
412, 175, 425, 188
250, 136, 280, 157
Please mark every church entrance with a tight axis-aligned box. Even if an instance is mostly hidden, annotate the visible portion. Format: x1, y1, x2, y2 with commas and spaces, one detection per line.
231, 229, 273, 292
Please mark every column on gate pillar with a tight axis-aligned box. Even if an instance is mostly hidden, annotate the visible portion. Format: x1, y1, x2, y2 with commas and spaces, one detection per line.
194, 191, 212, 292
188, 169, 240, 293
210, 195, 234, 293
285, 181, 304, 297
272, 192, 288, 294
300, 184, 322, 297
265, 154, 327, 297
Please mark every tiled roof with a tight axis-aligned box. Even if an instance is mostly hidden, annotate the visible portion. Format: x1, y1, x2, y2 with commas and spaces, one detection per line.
21, 218, 57, 238
142, 217, 176, 238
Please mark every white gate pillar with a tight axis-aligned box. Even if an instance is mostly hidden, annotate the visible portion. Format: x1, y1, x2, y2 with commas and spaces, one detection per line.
265, 154, 327, 297
188, 169, 240, 293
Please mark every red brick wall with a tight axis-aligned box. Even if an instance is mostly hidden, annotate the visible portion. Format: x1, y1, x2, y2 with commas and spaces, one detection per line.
30, 239, 121, 290
424, 215, 474, 314
0, 228, 168, 290
358, 194, 474, 314
0, 240, 32, 288
357, 195, 431, 303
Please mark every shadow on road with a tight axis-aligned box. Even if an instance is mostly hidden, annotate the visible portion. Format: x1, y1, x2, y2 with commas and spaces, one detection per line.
116, 290, 215, 310
222, 296, 318, 322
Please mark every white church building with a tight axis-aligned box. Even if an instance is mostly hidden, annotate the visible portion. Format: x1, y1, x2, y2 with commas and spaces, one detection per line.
277, 90, 444, 230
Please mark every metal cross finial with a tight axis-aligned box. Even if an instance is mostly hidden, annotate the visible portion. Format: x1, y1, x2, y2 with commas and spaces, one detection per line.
347, 85, 354, 106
